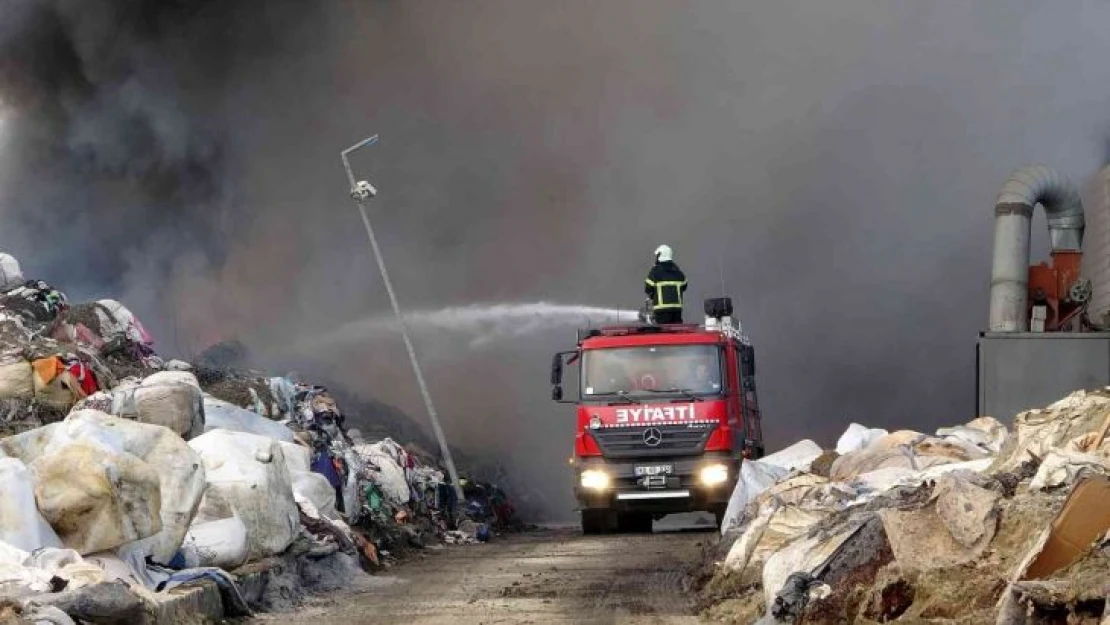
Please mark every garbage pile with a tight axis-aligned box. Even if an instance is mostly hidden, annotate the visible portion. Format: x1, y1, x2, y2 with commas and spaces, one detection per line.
699, 390, 1110, 624
0, 252, 516, 622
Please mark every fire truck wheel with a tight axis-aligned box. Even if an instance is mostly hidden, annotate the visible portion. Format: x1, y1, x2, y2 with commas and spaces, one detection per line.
713, 505, 727, 529
581, 509, 610, 535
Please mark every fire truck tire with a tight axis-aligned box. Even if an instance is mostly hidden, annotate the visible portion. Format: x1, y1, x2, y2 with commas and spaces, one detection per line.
712, 505, 727, 529
581, 509, 610, 535
617, 512, 653, 534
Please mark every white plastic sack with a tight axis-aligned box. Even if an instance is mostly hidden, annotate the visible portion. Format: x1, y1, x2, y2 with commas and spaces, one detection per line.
851, 458, 995, 496
189, 430, 299, 561
141, 371, 200, 390
202, 395, 294, 443
180, 516, 249, 570
0, 358, 33, 400
0, 254, 23, 290
30, 440, 162, 555
25, 410, 206, 564
0, 458, 62, 552
761, 440, 824, 472
164, 360, 193, 372
835, 423, 889, 455
134, 383, 203, 438
291, 470, 338, 519
720, 460, 790, 534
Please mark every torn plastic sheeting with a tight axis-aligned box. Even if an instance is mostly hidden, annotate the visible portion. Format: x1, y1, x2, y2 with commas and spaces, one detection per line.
1028, 450, 1110, 491
835, 423, 889, 455
936, 416, 1009, 454
761, 440, 824, 472
724, 504, 776, 573
0, 543, 121, 596
1014, 475, 1110, 581
761, 515, 870, 611
720, 460, 790, 534
202, 395, 295, 443
850, 458, 996, 495
292, 470, 338, 520
754, 474, 830, 509
723, 502, 834, 578
831, 435, 986, 482
993, 391, 1110, 473
0, 458, 62, 552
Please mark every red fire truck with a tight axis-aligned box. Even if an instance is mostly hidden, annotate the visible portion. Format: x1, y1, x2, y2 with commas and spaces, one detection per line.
550, 297, 765, 534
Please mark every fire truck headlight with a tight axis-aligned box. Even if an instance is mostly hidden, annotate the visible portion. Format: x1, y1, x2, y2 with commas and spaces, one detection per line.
699, 464, 729, 487
580, 469, 611, 491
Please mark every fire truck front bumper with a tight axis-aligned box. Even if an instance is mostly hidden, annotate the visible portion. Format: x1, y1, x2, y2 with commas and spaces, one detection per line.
573, 454, 739, 513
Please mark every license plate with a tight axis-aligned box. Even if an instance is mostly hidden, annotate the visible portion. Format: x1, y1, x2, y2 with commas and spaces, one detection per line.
634, 464, 674, 477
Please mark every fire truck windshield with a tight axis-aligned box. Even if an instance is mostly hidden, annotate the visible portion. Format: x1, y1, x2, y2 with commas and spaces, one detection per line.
581, 344, 723, 399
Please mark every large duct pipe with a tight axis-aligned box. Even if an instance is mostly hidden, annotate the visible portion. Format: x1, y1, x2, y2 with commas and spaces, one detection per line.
988, 165, 1085, 332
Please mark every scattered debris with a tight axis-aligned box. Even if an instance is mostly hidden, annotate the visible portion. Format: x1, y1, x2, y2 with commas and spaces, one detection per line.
698, 389, 1110, 623
0, 251, 521, 623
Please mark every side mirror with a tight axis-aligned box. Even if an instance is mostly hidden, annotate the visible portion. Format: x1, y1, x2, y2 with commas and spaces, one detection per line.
552, 385, 563, 401
551, 353, 564, 385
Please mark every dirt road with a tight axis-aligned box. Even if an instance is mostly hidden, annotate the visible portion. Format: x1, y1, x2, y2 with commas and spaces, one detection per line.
249, 521, 712, 625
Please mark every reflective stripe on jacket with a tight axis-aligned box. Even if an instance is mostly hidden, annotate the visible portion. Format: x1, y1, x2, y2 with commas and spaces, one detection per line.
645, 261, 687, 310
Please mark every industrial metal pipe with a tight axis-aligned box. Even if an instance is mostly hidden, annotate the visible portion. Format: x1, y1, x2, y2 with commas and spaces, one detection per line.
989, 165, 1085, 331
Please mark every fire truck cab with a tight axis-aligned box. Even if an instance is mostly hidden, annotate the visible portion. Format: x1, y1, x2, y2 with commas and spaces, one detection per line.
551, 297, 765, 534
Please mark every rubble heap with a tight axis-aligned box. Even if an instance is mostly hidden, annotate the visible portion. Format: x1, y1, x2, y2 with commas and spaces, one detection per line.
698, 391, 1110, 624
0, 253, 518, 623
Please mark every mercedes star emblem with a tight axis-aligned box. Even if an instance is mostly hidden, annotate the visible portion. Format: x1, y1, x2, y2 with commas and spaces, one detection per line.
643, 427, 663, 447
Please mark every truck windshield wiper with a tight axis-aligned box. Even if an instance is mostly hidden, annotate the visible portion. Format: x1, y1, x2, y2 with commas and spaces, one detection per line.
644, 388, 705, 402
588, 390, 642, 404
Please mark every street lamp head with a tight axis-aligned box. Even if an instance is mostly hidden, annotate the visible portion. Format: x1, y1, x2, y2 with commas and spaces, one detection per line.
351, 180, 377, 200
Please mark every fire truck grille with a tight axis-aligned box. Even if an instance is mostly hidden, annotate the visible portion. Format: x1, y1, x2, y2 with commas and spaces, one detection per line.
589, 424, 715, 458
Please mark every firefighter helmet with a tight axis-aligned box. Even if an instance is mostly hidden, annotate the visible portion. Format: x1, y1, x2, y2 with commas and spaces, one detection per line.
654, 244, 673, 262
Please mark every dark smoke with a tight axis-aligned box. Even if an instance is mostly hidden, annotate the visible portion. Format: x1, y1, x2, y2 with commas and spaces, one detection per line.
4, 0, 1110, 520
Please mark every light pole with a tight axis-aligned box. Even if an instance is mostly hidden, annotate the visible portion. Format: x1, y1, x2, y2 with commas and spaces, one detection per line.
341, 134, 465, 502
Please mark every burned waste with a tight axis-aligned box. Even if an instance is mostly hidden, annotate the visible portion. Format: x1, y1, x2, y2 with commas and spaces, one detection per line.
0, 252, 520, 623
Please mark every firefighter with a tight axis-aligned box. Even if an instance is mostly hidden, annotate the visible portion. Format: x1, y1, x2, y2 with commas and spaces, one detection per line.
645, 244, 687, 324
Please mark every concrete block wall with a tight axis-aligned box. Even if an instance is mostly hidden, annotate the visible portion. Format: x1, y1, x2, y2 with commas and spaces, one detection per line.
1083, 166, 1110, 325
